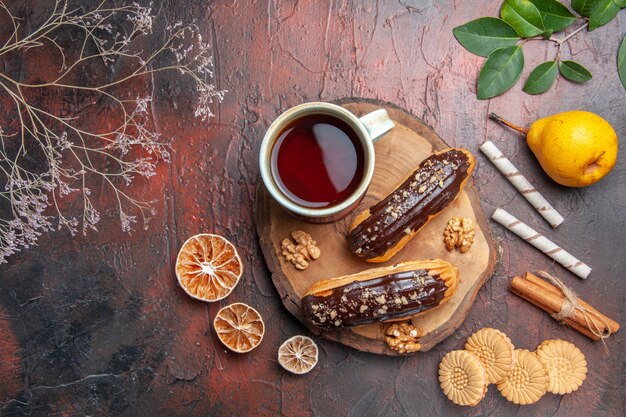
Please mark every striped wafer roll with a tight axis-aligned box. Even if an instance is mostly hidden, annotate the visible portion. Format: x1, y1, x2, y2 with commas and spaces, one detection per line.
491, 208, 591, 279
480, 141, 564, 228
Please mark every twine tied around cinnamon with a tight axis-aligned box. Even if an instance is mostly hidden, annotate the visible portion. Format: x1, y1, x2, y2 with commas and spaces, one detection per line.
536, 270, 613, 343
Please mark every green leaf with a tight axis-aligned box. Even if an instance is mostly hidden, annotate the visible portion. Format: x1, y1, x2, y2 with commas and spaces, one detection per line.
477, 46, 525, 99
500, 0, 545, 37
588, 0, 620, 30
572, 0, 601, 17
453, 17, 520, 57
528, 0, 577, 32
618, 34, 626, 89
614, 0, 626, 7
559, 60, 593, 82
523, 61, 558, 94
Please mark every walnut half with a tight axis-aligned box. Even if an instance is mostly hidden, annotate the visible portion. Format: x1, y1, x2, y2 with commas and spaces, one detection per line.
384, 322, 422, 354
281, 230, 320, 270
443, 217, 475, 253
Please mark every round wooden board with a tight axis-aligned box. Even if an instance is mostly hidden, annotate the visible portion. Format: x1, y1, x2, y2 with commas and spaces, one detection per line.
255, 98, 498, 355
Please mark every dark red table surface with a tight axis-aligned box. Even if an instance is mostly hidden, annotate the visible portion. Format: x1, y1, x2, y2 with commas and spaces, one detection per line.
1, 1, 625, 416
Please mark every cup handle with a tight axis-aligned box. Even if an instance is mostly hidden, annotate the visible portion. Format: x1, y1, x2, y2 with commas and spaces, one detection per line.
359, 109, 395, 143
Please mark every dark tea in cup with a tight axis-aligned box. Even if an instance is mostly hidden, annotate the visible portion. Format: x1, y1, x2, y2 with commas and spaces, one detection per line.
259, 102, 394, 223
270, 114, 365, 208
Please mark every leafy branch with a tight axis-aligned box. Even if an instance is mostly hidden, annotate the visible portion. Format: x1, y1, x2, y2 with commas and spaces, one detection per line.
453, 0, 626, 99
0, 1, 226, 263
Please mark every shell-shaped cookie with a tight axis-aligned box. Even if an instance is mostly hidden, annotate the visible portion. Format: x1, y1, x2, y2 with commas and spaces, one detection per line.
535, 339, 587, 395
465, 328, 515, 384
439, 350, 488, 406
496, 349, 548, 405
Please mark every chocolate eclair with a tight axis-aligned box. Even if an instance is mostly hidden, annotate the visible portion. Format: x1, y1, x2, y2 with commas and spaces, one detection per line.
302, 260, 458, 329
348, 148, 475, 262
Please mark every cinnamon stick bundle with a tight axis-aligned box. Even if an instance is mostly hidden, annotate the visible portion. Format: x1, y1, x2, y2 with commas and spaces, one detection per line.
510, 272, 620, 341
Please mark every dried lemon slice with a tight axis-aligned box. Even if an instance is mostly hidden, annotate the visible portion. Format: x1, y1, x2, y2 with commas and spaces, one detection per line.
214, 303, 264, 353
536, 339, 587, 395
439, 350, 488, 406
175, 233, 243, 302
465, 328, 515, 384
497, 349, 548, 405
278, 335, 319, 374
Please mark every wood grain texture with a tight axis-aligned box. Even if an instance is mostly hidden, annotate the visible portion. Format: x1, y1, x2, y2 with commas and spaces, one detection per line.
0, 1, 625, 416
256, 99, 497, 354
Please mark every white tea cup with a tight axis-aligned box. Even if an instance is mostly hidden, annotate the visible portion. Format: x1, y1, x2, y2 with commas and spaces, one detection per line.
259, 102, 394, 223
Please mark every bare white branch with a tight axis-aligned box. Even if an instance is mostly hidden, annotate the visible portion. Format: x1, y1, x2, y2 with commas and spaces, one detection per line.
0, 0, 226, 262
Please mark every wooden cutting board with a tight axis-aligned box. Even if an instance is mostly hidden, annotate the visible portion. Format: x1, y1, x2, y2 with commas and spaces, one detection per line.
255, 98, 497, 355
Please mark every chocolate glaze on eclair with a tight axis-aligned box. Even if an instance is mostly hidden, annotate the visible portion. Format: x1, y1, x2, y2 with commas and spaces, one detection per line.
301, 260, 458, 330
348, 148, 475, 262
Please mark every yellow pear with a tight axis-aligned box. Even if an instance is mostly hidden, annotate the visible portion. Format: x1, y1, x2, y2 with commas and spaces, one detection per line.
490, 111, 618, 187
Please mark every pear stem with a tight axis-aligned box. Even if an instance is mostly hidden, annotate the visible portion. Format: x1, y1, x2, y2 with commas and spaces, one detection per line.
489, 113, 528, 135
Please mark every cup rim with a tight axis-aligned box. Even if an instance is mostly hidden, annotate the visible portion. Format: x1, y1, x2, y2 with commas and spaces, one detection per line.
259, 102, 375, 218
